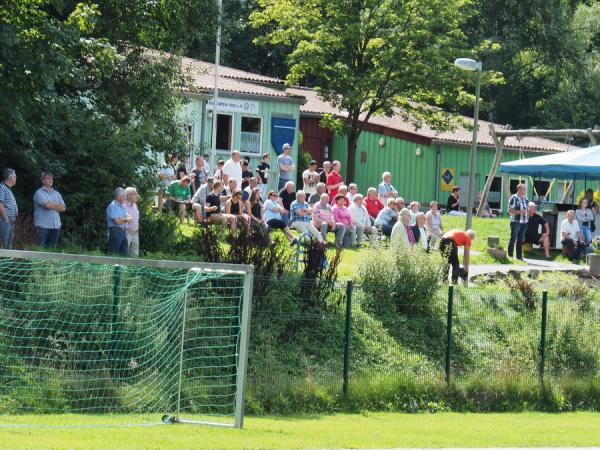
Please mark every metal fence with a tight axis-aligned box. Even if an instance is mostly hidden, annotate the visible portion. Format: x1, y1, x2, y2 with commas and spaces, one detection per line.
247, 277, 600, 404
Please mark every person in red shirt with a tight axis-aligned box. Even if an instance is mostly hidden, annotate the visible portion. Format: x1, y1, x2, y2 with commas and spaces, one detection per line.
364, 187, 384, 222
326, 160, 343, 200
439, 229, 476, 284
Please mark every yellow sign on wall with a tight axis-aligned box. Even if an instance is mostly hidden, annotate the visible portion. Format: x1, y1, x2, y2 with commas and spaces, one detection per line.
440, 168, 456, 191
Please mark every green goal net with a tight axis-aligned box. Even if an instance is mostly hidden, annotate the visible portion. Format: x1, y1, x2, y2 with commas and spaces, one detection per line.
0, 250, 253, 428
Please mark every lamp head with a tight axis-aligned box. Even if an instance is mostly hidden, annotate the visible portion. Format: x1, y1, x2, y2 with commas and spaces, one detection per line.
454, 58, 482, 71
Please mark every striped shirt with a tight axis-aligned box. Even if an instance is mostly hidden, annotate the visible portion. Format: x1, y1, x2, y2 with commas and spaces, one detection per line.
0, 182, 18, 222
508, 194, 529, 224
290, 200, 311, 223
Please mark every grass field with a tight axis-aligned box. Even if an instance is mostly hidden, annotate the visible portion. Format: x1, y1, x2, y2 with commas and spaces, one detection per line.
1, 412, 599, 449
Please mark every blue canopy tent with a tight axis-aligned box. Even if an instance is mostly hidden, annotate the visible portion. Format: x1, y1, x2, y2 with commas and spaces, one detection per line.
500, 145, 600, 180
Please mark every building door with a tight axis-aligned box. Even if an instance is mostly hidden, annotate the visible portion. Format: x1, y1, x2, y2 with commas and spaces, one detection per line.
216, 114, 233, 151
299, 117, 333, 164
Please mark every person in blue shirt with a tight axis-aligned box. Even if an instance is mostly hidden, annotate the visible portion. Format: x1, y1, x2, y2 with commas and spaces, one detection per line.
277, 143, 296, 191
33, 172, 66, 248
106, 188, 131, 255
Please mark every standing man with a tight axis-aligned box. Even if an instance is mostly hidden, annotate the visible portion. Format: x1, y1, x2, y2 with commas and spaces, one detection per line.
203, 154, 212, 176
377, 172, 398, 202
302, 160, 320, 196
190, 157, 208, 194
440, 229, 476, 284
508, 183, 529, 260
106, 188, 130, 256
222, 150, 243, 188
256, 153, 271, 199
33, 171, 66, 248
524, 202, 551, 258
277, 143, 295, 190
124, 187, 140, 257
319, 161, 332, 184
326, 160, 343, 200
0, 169, 18, 248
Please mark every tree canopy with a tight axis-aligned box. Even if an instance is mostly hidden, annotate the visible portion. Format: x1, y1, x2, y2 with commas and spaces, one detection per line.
251, 0, 480, 181
0, 0, 191, 247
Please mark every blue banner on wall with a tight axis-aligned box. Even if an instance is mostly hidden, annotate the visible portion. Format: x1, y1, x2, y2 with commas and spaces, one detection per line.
271, 117, 296, 155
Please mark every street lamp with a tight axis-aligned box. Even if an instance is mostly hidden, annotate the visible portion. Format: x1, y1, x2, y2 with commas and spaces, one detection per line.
454, 58, 482, 230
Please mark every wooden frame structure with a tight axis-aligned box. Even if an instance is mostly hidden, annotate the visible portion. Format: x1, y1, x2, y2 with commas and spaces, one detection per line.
477, 126, 600, 215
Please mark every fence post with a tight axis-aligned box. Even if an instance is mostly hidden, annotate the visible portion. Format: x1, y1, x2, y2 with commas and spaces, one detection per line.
445, 285, 454, 386
343, 280, 353, 398
539, 290, 548, 383
111, 264, 122, 376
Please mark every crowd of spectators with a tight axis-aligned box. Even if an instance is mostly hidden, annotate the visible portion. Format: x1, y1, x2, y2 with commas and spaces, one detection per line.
0, 146, 597, 272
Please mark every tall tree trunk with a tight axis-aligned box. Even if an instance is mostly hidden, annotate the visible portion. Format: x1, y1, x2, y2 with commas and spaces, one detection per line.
346, 128, 360, 183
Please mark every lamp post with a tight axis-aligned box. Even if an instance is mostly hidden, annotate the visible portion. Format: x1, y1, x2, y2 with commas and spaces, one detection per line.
454, 58, 482, 230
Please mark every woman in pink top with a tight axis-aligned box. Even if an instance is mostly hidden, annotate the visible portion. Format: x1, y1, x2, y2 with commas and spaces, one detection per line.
332, 194, 356, 248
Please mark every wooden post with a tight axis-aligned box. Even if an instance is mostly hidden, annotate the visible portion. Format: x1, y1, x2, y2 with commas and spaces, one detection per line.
477, 124, 510, 216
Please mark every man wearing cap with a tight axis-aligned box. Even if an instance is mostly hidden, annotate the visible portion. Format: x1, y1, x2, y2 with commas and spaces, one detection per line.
106, 188, 131, 255
277, 143, 295, 190
302, 160, 320, 195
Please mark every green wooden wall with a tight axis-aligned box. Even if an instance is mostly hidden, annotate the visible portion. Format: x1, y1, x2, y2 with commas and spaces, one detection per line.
332, 130, 588, 210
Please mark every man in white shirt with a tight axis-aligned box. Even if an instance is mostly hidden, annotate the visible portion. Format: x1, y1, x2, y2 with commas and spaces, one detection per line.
561, 209, 592, 260
222, 150, 243, 187
302, 160, 319, 195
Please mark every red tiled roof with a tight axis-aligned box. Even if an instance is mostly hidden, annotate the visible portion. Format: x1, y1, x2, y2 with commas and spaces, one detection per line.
287, 87, 577, 153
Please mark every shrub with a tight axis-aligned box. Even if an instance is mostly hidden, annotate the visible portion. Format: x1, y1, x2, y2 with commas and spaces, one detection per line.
138, 205, 184, 255
358, 245, 447, 317
504, 273, 537, 311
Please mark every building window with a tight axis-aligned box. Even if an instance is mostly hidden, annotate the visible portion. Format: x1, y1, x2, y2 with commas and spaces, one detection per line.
215, 114, 233, 151
182, 124, 193, 145
240, 116, 261, 154
533, 179, 551, 202
484, 176, 502, 209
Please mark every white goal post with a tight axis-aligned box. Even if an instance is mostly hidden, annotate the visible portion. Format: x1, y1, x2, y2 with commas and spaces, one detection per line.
0, 249, 254, 429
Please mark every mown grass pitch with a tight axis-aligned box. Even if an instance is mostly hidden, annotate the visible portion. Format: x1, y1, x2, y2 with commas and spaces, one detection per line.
1, 412, 599, 449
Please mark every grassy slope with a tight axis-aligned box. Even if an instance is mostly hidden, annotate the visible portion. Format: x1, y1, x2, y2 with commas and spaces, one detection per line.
1, 412, 599, 449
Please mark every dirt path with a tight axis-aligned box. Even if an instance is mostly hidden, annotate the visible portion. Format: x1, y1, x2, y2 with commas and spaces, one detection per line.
468, 257, 588, 279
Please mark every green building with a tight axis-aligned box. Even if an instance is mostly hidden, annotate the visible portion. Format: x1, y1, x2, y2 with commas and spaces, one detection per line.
179, 54, 578, 212
177, 56, 305, 192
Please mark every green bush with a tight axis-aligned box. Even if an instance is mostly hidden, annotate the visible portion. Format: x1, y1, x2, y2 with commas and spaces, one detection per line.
138, 205, 185, 255
358, 245, 447, 316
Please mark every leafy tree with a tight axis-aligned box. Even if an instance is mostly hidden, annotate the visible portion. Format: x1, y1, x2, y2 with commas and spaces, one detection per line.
251, 0, 476, 182
538, 2, 600, 131
0, 0, 189, 247
464, 0, 578, 127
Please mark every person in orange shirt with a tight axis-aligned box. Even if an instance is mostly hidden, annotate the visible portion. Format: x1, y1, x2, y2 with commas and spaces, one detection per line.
439, 229, 476, 283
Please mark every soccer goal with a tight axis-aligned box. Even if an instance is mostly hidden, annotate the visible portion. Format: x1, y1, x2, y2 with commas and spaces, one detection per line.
0, 249, 253, 429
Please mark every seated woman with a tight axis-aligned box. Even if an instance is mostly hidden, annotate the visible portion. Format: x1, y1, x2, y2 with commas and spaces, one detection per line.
348, 194, 373, 245
263, 190, 297, 245
332, 194, 356, 248
426, 201, 443, 247
391, 208, 415, 246
476, 191, 496, 218
412, 212, 429, 250
408, 201, 420, 226
374, 198, 398, 236
312, 193, 344, 244
246, 187, 269, 237
205, 181, 238, 237
225, 189, 250, 225
365, 187, 384, 224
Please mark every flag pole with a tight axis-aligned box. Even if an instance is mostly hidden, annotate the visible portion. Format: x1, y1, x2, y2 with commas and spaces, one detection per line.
210, 0, 223, 170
